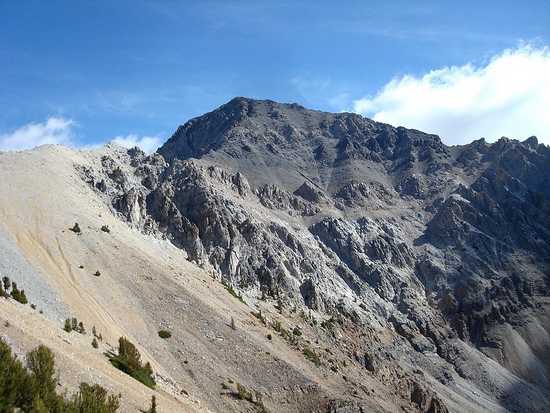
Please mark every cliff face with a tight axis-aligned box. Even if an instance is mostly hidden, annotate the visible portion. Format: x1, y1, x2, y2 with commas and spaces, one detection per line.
79, 97, 550, 412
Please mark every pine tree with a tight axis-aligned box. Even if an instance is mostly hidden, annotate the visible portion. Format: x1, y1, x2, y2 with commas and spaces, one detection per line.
71, 382, 120, 412
92, 338, 99, 349
277, 297, 283, 313
0, 338, 121, 412
78, 322, 86, 335
144, 362, 153, 378
71, 318, 78, 331
118, 337, 142, 372
26, 345, 57, 408
63, 319, 72, 333
9, 283, 28, 304
0, 338, 33, 411
2, 276, 10, 291
10, 282, 19, 301
148, 395, 157, 413
18, 290, 28, 305
92, 326, 97, 337
230, 317, 236, 330
109, 337, 155, 389
30, 396, 49, 413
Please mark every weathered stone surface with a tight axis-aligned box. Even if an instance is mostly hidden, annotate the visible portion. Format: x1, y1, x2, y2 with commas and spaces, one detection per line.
77, 98, 550, 413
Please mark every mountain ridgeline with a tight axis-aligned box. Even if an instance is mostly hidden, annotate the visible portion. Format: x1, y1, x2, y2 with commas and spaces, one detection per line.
77, 97, 550, 412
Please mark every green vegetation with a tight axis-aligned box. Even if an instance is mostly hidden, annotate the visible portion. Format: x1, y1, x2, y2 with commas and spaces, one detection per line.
64, 319, 72, 332
108, 337, 156, 389
320, 316, 336, 330
272, 320, 283, 333
251, 310, 266, 325
158, 330, 171, 339
92, 338, 99, 349
10, 282, 28, 304
92, 326, 104, 342
94, 270, 101, 277
2, 276, 11, 291
302, 347, 321, 367
236, 382, 254, 402
274, 298, 283, 313
69, 223, 81, 234
145, 395, 157, 413
63, 317, 86, 334
271, 320, 297, 345
223, 283, 245, 303
230, 317, 236, 330
234, 383, 267, 412
101, 225, 111, 233
0, 277, 29, 304
0, 338, 120, 412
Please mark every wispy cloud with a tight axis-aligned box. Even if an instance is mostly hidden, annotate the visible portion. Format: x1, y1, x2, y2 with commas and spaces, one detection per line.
351, 45, 550, 145
0, 118, 164, 153
110, 134, 163, 154
0, 117, 75, 151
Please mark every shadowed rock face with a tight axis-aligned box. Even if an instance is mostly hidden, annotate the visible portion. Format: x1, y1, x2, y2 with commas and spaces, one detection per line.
79, 97, 550, 412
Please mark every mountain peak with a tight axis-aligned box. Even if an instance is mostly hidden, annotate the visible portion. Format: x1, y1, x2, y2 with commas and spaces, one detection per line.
157, 97, 448, 190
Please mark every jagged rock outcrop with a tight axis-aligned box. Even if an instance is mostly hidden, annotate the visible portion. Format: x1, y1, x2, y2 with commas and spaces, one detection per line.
77, 98, 550, 413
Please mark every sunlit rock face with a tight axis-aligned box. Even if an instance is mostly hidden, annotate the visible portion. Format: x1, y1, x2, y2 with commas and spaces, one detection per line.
80, 97, 550, 412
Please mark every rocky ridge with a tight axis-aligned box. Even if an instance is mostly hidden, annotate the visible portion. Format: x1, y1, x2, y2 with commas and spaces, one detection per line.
77, 97, 550, 412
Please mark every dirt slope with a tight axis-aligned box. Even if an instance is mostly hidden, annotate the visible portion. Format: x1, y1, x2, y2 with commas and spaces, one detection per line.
0, 145, 393, 412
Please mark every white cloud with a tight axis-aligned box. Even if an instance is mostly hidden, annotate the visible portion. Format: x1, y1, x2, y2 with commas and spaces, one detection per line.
110, 134, 163, 154
352, 45, 550, 145
0, 117, 75, 151
0, 118, 164, 154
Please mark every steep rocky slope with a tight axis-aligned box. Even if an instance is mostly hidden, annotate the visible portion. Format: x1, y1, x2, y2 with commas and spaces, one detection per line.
1, 97, 550, 412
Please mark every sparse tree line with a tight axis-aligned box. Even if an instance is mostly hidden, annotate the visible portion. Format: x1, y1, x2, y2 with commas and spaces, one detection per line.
63, 317, 105, 350
61, 316, 156, 390
0, 338, 158, 413
1, 268, 158, 411
0, 338, 120, 412
1, 276, 28, 305
107, 337, 156, 390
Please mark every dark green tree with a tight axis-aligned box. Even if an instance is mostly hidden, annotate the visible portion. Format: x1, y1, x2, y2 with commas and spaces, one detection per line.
64, 318, 72, 332
26, 345, 59, 409
147, 395, 157, 413
2, 276, 10, 291
10, 282, 19, 300
69, 383, 120, 413
0, 339, 33, 411
0, 338, 121, 412
109, 337, 155, 389
18, 290, 28, 305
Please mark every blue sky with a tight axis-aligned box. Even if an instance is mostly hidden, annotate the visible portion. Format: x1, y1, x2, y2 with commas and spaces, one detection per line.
1, 0, 549, 150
